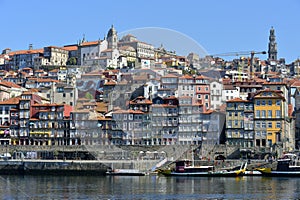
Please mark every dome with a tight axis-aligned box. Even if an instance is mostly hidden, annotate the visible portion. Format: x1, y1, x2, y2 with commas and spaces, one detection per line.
107, 25, 117, 38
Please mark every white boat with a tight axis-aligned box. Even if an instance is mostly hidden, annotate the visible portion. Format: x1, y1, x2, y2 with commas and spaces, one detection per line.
106, 169, 147, 176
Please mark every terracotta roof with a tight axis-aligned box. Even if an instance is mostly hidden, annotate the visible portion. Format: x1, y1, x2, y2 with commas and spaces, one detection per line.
27, 78, 59, 83
129, 96, 152, 105
32, 103, 64, 107
28, 88, 39, 93
152, 104, 177, 108
253, 88, 285, 100
113, 109, 145, 114
80, 41, 100, 46
179, 74, 193, 79
0, 97, 21, 105
8, 49, 43, 56
62, 45, 78, 51
162, 74, 179, 78
22, 67, 33, 71
0, 80, 22, 88
226, 97, 248, 103
49, 69, 59, 73
291, 80, 300, 87
195, 75, 209, 80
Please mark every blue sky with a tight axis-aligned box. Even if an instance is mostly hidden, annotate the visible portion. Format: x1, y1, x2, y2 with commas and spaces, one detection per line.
1, 0, 299, 63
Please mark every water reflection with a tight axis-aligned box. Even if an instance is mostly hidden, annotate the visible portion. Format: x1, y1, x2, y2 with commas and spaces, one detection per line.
0, 175, 299, 199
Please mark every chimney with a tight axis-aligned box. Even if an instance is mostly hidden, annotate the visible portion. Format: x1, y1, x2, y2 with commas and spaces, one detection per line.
29, 44, 33, 50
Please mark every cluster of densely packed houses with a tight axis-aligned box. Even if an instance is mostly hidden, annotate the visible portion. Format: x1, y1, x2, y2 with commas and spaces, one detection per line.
0, 26, 299, 154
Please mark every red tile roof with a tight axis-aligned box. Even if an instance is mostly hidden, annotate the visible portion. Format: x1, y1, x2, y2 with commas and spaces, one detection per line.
0, 97, 21, 105
80, 41, 100, 46
62, 46, 78, 51
8, 49, 43, 56
226, 97, 248, 103
0, 80, 22, 88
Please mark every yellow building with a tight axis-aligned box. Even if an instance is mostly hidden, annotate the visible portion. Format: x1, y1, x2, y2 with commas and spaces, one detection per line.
253, 89, 285, 148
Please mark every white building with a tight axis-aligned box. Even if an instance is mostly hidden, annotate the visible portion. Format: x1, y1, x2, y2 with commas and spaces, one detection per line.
119, 34, 154, 60
222, 84, 239, 103
143, 79, 161, 99
210, 80, 223, 109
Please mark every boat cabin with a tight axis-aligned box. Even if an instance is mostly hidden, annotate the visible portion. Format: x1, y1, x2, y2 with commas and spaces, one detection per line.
174, 160, 214, 173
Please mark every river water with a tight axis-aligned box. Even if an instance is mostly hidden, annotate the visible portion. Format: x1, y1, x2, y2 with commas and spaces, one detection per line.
0, 175, 299, 199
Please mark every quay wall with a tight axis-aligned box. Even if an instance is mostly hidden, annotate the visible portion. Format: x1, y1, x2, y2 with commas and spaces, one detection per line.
0, 160, 108, 175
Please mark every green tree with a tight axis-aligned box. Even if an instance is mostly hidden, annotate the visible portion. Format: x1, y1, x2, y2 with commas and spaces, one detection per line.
67, 57, 77, 65
85, 92, 94, 100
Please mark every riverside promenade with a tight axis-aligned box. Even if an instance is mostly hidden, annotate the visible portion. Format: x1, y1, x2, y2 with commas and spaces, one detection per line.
0, 144, 272, 174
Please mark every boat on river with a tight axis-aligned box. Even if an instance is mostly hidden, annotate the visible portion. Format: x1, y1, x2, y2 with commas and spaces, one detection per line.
106, 168, 147, 176
159, 159, 247, 177
257, 153, 300, 177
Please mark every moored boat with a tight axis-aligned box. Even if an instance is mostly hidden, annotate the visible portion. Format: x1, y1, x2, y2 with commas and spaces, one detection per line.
257, 154, 300, 177
159, 159, 247, 177
106, 168, 147, 176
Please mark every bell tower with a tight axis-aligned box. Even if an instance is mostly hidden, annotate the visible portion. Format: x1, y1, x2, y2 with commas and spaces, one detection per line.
107, 25, 118, 49
268, 27, 277, 61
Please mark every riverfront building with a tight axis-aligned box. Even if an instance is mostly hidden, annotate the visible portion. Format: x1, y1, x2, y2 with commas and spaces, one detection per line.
0, 26, 298, 158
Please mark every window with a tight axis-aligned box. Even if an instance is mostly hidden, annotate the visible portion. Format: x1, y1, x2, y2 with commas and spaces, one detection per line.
268, 100, 272, 106
276, 122, 281, 128
4, 107, 9, 115
227, 120, 232, 128
262, 110, 266, 118
234, 120, 238, 126
256, 110, 260, 118
227, 131, 232, 138
268, 122, 272, 128
276, 100, 281, 106
63, 93, 66, 98
256, 100, 260, 106
262, 122, 266, 128
262, 100, 266, 106
256, 122, 261, 128
57, 87, 64, 93
268, 110, 272, 118
276, 110, 280, 118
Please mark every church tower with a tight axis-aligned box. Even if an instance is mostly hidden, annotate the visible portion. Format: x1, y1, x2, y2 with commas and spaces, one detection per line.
107, 25, 118, 49
268, 27, 277, 61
